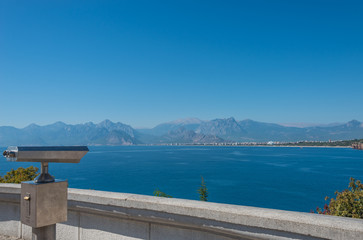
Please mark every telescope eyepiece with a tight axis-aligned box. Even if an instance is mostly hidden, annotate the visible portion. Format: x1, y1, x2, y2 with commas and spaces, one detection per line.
3, 150, 16, 158
3, 149, 17, 162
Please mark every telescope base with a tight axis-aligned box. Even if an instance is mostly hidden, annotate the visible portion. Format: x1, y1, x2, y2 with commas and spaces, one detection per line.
32, 224, 55, 240
21, 180, 68, 228
34, 173, 55, 183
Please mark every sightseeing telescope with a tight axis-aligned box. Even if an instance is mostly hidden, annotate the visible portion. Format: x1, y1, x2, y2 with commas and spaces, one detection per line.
3, 146, 89, 183
2, 146, 89, 240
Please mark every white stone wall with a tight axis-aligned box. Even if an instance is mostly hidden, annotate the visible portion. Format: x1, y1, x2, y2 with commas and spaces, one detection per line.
1, 184, 363, 240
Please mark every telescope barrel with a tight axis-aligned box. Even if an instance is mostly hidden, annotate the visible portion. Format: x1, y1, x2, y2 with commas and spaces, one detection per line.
2, 146, 89, 163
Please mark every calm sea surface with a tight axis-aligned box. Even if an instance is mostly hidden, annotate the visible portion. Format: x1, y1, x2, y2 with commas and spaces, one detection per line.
1, 146, 362, 212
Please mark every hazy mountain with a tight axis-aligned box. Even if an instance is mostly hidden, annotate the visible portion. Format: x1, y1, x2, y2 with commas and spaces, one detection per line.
0, 120, 139, 146
302, 120, 363, 141
194, 118, 299, 142
97, 119, 135, 137
279, 122, 344, 128
196, 117, 246, 141
0, 118, 362, 146
158, 127, 224, 144
237, 119, 307, 142
137, 118, 203, 136
196, 118, 363, 142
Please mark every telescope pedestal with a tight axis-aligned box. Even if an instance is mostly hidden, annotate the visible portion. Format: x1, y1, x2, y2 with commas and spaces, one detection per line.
21, 180, 68, 229
32, 224, 55, 240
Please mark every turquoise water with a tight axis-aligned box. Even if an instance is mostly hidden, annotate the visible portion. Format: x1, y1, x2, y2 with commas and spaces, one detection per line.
1, 146, 362, 212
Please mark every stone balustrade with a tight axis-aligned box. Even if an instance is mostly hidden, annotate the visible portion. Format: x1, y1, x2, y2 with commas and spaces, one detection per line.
1, 183, 363, 240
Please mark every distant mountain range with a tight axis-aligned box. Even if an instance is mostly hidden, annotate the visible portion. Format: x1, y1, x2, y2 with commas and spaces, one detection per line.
1, 118, 363, 146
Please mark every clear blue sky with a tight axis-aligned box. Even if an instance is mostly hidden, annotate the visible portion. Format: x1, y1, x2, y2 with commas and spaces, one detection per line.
1, 0, 362, 128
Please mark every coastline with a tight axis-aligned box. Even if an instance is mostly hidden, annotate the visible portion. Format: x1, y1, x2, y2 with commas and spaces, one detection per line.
132, 144, 353, 149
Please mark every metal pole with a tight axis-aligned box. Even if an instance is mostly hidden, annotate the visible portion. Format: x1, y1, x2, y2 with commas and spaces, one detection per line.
41, 162, 48, 175
34, 162, 55, 183
32, 224, 56, 240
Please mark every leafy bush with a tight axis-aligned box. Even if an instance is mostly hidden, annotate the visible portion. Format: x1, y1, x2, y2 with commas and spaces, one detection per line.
154, 176, 209, 201
153, 189, 172, 198
316, 178, 363, 219
197, 176, 208, 201
0, 166, 39, 183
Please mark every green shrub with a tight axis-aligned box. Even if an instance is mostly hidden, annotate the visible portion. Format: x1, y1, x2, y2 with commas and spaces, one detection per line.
0, 166, 39, 183
197, 176, 208, 201
316, 178, 363, 219
153, 189, 172, 198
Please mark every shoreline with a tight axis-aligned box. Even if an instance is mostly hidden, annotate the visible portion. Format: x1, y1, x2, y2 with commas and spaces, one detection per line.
130, 144, 353, 149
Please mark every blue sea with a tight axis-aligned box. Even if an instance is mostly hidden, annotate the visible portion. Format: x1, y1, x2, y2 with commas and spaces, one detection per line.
1, 146, 362, 213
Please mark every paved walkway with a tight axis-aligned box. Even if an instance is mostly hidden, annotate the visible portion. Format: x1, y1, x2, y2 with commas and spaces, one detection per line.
0, 236, 22, 240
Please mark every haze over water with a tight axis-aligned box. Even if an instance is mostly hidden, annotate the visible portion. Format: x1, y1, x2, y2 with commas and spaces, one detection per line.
1, 146, 362, 212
